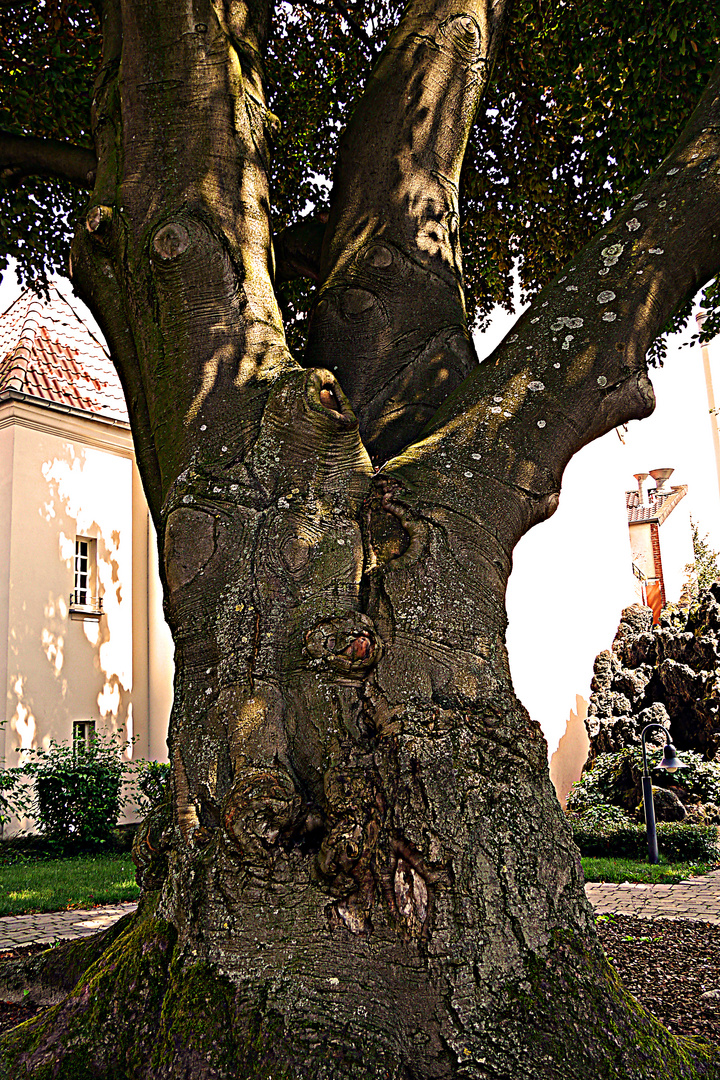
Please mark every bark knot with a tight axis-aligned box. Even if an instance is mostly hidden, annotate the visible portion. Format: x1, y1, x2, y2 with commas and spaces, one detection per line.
222, 766, 301, 861
439, 14, 482, 61
86, 205, 113, 236
153, 222, 191, 260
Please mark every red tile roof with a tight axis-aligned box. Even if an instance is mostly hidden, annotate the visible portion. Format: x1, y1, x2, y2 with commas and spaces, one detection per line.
0, 284, 128, 423
626, 485, 688, 524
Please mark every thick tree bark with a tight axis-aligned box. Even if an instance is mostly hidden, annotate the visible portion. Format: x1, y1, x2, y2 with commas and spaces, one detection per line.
308, 0, 511, 463
3, 1, 720, 1078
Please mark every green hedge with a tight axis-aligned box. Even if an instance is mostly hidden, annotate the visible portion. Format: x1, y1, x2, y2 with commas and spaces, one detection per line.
571, 820, 719, 861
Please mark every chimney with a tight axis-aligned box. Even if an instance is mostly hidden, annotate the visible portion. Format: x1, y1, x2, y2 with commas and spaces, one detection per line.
649, 468, 674, 494
633, 472, 649, 505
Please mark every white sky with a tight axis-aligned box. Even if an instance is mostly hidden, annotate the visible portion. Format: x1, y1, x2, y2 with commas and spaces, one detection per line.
3, 263, 717, 755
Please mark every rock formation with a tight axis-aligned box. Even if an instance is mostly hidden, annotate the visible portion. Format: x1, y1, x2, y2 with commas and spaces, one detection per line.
586, 585, 720, 762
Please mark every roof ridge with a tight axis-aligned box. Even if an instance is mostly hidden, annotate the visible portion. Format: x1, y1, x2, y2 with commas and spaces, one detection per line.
0, 290, 46, 392
625, 483, 687, 525
0, 285, 127, 422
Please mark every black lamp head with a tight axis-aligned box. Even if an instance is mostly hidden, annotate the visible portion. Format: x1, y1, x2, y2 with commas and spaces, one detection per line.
658, 741, 685, 774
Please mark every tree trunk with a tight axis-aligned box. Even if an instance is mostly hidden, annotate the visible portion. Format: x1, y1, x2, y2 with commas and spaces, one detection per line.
3, 0, 720, 1076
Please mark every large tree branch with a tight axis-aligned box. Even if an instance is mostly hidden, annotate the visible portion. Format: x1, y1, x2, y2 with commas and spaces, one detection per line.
71, 0, 304, 507
364, 61, 720, 701
69, 0, 166, 521
69, 0, 378, 853
307, 0, 510, 463
0, 132, 96, 186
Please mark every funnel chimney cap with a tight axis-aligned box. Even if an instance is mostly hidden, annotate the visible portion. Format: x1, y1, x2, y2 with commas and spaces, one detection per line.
634, 473, 649, 505
649, 468, 674, 493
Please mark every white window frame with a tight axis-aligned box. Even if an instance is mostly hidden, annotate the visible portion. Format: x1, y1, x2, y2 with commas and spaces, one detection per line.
73, 719, 96, 753
70, 537, 102, 619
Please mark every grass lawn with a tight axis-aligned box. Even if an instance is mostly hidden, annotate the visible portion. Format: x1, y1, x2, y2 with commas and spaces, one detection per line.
581, 855, 719, 884
0, 852, 714, 918
0, 853, 139, 916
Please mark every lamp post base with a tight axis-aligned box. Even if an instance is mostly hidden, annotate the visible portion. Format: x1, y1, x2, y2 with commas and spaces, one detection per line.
642, 774, 659, 864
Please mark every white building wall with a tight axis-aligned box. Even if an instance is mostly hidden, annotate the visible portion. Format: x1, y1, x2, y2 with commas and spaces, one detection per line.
5, 409, 135, 756
0, 400, 173, 828
629, 521, 654, 581
0, 425, 14, 753
131, 462, 173, 765
147, 517, 173, 763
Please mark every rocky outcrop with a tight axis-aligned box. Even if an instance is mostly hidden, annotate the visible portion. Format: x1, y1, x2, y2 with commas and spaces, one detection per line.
651, 786, 687, 822
586, 586, 720, 762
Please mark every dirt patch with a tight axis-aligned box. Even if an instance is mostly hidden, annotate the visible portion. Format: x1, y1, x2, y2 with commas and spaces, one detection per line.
0, 943, 57, 1034
596, 914, 720, 1044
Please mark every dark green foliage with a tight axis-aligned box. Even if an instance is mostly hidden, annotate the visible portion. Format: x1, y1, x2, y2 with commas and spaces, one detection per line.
0, 770, 21, 833
2, 0, 720, 346
568, 747, 720, 815
658, 822, 720, 862
0, 0, 98, 290
571, 820, 719, 861
573, 803, 634, 831
684, 519, 720, 599
133, 760, 170, 816
15, 733, 132, 852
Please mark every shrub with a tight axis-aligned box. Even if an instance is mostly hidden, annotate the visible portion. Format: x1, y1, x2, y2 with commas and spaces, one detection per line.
656, 823, 719, 862
0, 770, 22, 834
134, 759, 170, 815
567, 747, 720, 815
576, 804, 633, 830
17, 732, 132, 852
570, 820, 719, 861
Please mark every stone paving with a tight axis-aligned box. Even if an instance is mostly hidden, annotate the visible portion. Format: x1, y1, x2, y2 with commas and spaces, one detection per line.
0, 902, 138, 949
0, 873, 719, 949
586, 868, 720, 923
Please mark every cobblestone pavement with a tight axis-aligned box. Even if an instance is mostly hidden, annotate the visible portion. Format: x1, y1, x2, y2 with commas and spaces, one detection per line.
0, 902, 138, 948
0, 874, 719, 949
585, 869, 720, 923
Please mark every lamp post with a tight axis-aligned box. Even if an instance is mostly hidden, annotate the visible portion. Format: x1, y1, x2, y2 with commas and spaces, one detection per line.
641, 723, 686, 864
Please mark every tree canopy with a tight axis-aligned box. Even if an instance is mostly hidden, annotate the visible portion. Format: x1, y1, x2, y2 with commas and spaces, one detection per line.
2, 0, 720, 350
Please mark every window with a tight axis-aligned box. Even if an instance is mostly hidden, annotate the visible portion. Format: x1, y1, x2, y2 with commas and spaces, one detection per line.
73, 720, 96, 752
70, 537, 102, 618
75, 538, 90, 604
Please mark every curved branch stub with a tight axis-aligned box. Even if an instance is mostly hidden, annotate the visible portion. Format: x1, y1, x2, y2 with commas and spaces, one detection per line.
86, 204, 113, 237
222, 766, 301, 861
